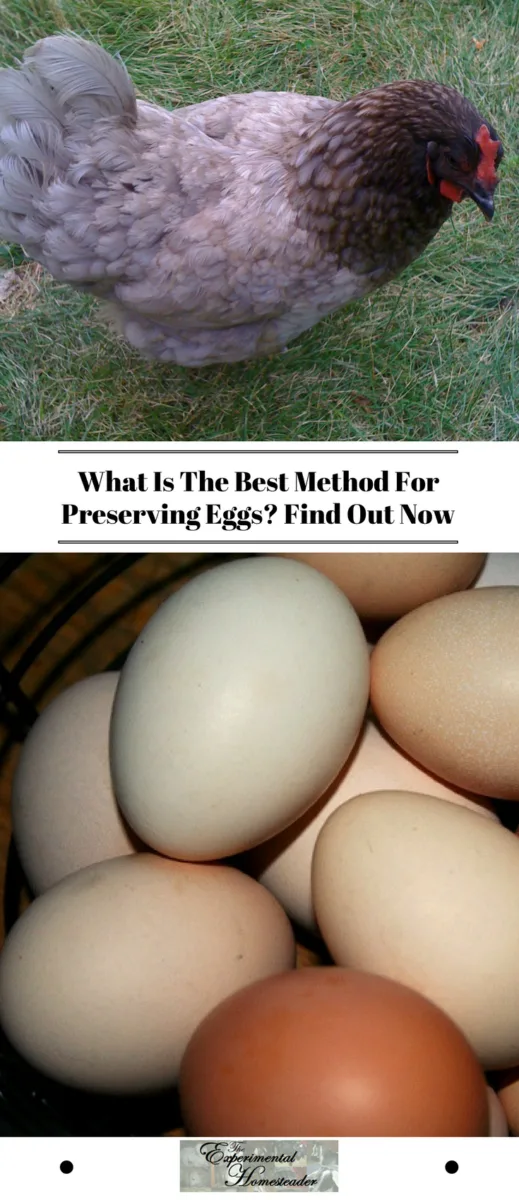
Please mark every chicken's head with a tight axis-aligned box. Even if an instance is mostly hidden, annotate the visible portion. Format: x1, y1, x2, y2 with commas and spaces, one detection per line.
425, 123, 503, 220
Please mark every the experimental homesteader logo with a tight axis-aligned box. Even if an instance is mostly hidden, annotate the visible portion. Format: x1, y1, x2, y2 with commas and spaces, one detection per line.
179, 1140, 339, 1191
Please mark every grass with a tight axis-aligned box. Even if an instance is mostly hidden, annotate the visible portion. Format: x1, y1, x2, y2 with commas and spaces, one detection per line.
0, 0, 518, 441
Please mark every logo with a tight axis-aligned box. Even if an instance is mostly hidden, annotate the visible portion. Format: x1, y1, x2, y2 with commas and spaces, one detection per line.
179, 1140, 339, 1191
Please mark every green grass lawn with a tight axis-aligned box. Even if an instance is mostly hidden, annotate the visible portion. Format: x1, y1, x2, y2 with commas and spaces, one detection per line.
0, 0, 518, 441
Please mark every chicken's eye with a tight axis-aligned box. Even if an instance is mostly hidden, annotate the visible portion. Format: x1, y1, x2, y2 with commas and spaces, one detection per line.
445, 151, 458, 168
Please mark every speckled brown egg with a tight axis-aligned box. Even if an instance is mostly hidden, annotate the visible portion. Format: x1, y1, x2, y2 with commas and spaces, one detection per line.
370, 587, 519, 799
280, 553, 485, 621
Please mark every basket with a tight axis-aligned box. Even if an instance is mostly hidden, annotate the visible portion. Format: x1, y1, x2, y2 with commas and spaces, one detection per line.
1, 553, 516, 1135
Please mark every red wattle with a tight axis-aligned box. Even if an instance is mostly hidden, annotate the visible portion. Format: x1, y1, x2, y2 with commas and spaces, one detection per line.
439, 179, 465, 203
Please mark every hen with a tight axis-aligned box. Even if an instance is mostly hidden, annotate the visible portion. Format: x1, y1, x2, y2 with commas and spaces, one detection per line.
0, 35, 502, 366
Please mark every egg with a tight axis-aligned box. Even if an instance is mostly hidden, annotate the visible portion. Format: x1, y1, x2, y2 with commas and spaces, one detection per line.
371, 587, 519, 799
312, 791, 519, 1069
494, 1067, 519, 1134
179, 967, 488, 1136
110, 556, 369, 860
475, 554, 519, 587
280, 553, 485, 621
0, 855, 295, 1093
249, 718, 497, 930
11, 674, 142, 894
487, 1087, 509, 1136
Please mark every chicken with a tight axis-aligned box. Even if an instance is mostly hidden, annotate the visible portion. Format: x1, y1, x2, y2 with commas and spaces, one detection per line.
0, 35, 503, 366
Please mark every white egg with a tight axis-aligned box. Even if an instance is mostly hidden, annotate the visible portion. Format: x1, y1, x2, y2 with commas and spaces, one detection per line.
110, 556, 369, 860
488, 1087, 509, 1136
312, 791, 519, 1070
475, 554, 519, 587
11, 674, 141, 894
0, 855, 295, 1093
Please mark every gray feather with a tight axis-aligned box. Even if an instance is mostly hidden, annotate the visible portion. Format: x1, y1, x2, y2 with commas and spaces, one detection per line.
24, 35, 137, 128
0, 155, 43, 214
0, 65, 64, 125
0, 34, 138, 243
0, 120, 68, 172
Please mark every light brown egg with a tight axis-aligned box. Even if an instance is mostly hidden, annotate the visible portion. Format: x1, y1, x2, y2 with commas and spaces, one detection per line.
0, 855, 295, 1093
11, 674, 142, 894
312, 791, 519, 1069
371, 587, 519, 799
249, 717, 497, 931
280, 553, 485, 620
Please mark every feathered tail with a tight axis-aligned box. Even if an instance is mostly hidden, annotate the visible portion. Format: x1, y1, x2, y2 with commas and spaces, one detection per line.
0, 34, 137, 246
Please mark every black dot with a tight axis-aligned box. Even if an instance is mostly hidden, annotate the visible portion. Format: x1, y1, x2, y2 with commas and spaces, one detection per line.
445, 1161, 459, 1175
60, 1162, 74, 1175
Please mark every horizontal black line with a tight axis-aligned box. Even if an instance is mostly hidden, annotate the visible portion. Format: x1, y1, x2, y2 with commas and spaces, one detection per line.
58, 449, 458, 455
58, 539, 459, 545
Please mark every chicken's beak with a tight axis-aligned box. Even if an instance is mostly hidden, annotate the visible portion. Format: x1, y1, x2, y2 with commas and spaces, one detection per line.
464, 182, 495, 221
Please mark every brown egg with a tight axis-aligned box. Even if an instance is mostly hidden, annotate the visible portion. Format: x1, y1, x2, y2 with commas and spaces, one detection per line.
179, 967, 488, 1136
371, 587, 519, 799
280, 553, 485, 620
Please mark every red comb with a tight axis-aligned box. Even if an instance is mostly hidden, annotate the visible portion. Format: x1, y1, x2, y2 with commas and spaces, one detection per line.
475, 124, 501, 187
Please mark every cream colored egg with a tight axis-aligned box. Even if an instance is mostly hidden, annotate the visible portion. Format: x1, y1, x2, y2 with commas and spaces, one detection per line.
495, 1068, 519, 1134
475, 554, 519, 587
110, 556, 369, 861
0, 855, 295, 1093
249, 719, 497, 931
312, 791, 519, 1069
280, 553, 486, 620
488, 1087, 509, 1136
371, 587, 519, 799
12, 674, 142, 894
